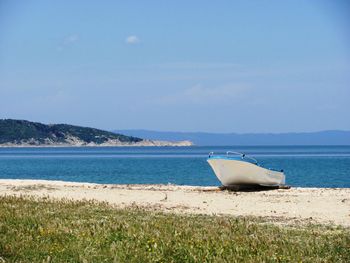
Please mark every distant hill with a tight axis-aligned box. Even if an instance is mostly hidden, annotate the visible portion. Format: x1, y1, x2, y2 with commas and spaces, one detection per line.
114, 129, 350, 146
0, 119, 192, 147
0, 119, 143, 146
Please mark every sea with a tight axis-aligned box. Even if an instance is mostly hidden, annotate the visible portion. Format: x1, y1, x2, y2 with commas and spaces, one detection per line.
0, 146, 349, 188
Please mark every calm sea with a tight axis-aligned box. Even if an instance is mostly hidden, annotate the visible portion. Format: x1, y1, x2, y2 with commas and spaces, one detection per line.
0, 146, 349, 187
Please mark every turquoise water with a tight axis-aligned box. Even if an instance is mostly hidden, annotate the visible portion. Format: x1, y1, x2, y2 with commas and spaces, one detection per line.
0, 146, 349, 187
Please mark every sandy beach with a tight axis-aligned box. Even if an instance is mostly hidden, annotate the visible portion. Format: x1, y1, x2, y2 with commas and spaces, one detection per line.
0, 179, 349, 227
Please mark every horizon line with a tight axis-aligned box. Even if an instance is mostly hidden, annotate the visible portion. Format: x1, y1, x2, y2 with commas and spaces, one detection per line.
114, 129, 350, 135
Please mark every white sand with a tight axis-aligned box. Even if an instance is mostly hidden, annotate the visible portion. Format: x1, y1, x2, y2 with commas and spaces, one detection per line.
0, 179, 349, 227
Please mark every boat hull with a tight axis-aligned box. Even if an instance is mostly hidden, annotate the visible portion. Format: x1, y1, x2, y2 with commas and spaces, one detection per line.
207, 158, 285, 186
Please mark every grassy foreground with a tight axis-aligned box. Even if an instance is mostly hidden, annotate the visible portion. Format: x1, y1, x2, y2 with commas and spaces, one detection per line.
0, 196, 349, 262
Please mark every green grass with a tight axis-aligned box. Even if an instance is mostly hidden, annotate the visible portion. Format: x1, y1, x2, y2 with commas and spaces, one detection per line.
0, 196, 349, 262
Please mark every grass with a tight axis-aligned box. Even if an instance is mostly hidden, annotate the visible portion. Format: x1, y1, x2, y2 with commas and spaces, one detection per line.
0, 196, 349, 262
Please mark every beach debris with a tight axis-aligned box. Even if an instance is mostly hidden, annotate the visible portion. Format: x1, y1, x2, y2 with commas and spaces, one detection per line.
160, 193, 168, 201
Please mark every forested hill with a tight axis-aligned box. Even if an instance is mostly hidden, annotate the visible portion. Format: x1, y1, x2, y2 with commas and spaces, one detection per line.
0, 119, 142, 146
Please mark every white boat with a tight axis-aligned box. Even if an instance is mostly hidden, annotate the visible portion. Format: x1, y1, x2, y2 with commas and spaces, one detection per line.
207, 151, 285, 186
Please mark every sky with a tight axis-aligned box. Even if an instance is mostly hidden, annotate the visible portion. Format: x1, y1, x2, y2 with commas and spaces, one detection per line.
0, 0, 349, 133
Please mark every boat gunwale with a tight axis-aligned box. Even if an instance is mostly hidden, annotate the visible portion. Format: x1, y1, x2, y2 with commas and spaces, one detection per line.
207, 155, 284, 173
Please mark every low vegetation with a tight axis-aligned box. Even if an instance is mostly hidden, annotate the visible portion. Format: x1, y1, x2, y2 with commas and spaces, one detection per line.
0, 196, 349, 262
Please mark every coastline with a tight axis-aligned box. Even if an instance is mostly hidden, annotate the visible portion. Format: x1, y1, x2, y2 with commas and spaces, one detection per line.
1, 179, 349, 227
0, 139, 194, 147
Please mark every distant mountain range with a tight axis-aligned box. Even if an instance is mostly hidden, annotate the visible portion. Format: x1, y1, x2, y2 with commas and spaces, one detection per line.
0, 120, 192, 147
2, 119, 348, 146
114, 129, 350, 146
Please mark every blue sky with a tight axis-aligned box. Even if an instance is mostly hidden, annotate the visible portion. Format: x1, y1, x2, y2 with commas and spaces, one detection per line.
0, 0, 349, 133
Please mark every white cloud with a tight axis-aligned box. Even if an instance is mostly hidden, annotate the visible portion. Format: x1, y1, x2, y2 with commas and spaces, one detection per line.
125, 35, 140, 44
154, 62, 241, 70
156, 83, 250, 105
57, 34, 79, 51
63, 34, 79, 45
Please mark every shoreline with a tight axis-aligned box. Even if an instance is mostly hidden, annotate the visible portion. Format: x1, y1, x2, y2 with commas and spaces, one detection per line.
0, 145, 194, 148
1, 179, 349, 227
0, 140, 193, 148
